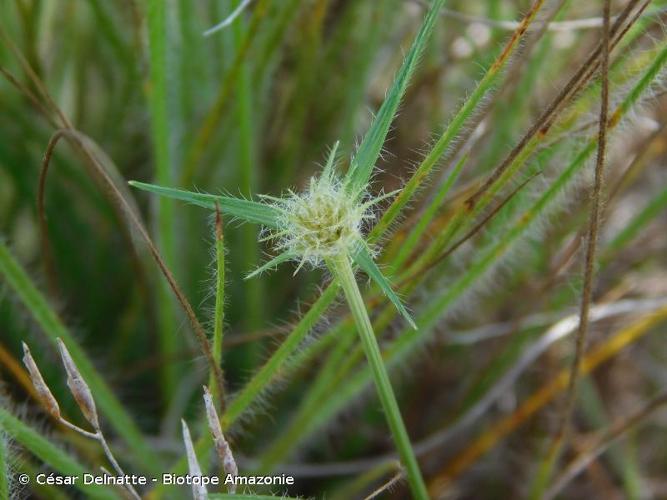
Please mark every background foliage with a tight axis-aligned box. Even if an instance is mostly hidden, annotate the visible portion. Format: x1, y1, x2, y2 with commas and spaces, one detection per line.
2, 0, 667, 498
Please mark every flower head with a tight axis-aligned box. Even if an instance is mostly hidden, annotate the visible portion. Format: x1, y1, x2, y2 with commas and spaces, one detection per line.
257, 143, 393, 274
273, 173, 369, 267
129, 142, 415, 327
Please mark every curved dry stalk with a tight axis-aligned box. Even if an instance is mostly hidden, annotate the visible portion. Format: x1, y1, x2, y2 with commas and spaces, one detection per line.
204, 0, 254, 36
37, 129, 226, 409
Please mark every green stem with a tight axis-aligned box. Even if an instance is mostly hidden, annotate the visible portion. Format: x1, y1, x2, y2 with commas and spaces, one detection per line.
209, 211, 226, 404
329, 253, 428, 500
0, 431, 8, 500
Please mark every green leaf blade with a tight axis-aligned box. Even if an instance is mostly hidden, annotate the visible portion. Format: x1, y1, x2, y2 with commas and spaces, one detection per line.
352, 245, 416, 329
345, 0, 447, 195
128, 181, 282, 227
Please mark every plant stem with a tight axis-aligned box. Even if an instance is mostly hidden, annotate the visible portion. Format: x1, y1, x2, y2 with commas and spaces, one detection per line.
330, 254, 428, 500
210, 206, 226, 406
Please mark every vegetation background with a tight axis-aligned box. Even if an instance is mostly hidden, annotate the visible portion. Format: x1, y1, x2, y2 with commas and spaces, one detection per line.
1, 0, 667, 498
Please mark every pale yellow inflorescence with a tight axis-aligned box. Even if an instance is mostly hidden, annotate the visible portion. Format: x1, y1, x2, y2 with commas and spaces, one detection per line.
272, 174, 372, 268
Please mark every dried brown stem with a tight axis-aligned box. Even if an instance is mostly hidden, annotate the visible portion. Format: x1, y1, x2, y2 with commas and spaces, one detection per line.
0, 66, 58, 128
555, 0, 612, 444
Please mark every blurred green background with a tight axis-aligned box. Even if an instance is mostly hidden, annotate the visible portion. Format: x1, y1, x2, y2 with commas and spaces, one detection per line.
2, 0, 667, 498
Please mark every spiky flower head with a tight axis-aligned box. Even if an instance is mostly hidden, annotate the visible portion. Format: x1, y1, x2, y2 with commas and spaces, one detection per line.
128, 141, 414, 327
274, 174, 368, 267
258, 144, 393, 274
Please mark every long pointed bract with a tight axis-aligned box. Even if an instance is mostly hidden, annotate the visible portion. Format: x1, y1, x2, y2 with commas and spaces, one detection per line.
345, 0, 447, 196
129, 181, 281, 226
245, 251, 295, 279
353, 244, 416, 329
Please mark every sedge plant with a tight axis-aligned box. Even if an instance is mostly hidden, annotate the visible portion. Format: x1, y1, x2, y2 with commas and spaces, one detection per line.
4, 0, 667, 498
131, 132, 426, 499
130, 1, 447, 497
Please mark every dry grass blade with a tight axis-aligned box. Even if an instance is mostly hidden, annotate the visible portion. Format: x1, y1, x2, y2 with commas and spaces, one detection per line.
21, 342, 61, 419
182, 419, 208, 500
203, 386, 238, 493
204, 0, 254, 36
57, 339, 100, 430
363, 468, 404, 500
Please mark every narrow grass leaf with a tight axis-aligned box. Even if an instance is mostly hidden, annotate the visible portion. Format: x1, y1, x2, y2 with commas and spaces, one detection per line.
246, 251, 295, 279
345, 0, 447, 195
353, 246, 416, 329
146, 0, 180, 400
128, 181, 281, 227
